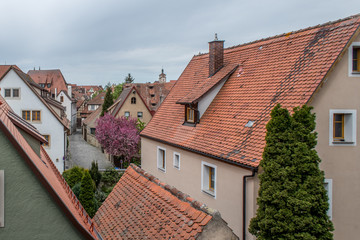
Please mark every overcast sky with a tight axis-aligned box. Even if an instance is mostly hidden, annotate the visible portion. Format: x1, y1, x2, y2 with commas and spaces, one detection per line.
1, 0, 359, 86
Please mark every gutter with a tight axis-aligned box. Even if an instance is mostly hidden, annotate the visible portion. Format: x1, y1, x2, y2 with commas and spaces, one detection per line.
243, 168, 256, 240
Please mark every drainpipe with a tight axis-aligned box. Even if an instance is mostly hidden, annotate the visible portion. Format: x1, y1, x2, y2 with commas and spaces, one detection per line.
243, 168, 256, 240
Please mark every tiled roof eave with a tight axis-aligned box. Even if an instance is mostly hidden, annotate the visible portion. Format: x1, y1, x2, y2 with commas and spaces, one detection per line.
141, 133, 258, 170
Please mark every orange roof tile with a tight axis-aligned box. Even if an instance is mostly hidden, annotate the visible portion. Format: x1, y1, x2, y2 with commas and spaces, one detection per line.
93, 164, 232, 239
0, 96, 100, 239
28, 69, 68, 96
141, 15, 360, 168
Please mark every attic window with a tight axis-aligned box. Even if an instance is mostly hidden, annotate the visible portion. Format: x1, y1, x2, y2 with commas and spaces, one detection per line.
151, 103, 156, 106
131, 97, 136, 104
47, 83, 51, 88
149, 86, 154, 89
151, 94, 155, 97
184, 104, 198, 125
245, 120, 254, 127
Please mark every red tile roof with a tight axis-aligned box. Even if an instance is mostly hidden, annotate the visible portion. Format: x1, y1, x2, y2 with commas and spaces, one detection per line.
87, 92, 105, 105
93, 164, 234, 239
141, 15, 360, 168
0, 65, 20, 78
83, 105, 102, 126
28, 69, 68, 96
0, 95, 100, 239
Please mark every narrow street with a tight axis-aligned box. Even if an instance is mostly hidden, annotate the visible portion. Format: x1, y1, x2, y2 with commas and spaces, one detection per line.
66, 129, 113, 170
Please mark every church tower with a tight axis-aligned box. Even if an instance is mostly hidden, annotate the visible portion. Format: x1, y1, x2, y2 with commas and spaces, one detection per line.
159, 68, 166, 83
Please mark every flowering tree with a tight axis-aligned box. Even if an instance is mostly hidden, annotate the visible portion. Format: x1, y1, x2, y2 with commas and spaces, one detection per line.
95, 114, 140, 163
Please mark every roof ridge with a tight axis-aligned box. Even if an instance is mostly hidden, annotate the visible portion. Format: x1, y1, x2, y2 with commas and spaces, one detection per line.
130, 164, 219, 216
195, 13, 360, 57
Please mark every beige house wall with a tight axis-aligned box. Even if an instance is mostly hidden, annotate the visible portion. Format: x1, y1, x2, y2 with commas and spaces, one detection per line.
141, 137, 257, 238
310, 34, 360, 239
115, 90, 152, 124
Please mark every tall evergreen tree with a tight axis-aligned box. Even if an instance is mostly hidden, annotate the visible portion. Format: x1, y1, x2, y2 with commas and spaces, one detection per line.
125, 73, 135, 84
79, 170, 96, 217
101, 87, 114, 116
249, 104, 333, 239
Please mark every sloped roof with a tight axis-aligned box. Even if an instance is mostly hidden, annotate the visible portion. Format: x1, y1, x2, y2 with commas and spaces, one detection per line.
0, 96, 100, 240
28, 69, 68, 95
0, 67, 69, 130
110, 87, 132, 116
0, 65, 20, 78
83, 105, 102, 126
87, 92, 105, 105
93, 164, 235, 239
141, 14, 360, 168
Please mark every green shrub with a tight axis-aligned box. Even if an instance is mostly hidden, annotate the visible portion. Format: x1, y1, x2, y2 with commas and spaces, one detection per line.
79, 170, 96, 217
89, 161, 102, 187
63, 166, 85, 188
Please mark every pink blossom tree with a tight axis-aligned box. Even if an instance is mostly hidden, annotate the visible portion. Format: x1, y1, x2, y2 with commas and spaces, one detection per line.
95, 114, 140, 164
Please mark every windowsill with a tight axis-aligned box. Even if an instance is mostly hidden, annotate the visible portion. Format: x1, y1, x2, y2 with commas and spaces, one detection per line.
332, 141, 354, 144
173, 166, 180, 170
351, 71, 360, 74
202, 189, 215, 198
157, 167, 166, 173
183, 122, 196, 127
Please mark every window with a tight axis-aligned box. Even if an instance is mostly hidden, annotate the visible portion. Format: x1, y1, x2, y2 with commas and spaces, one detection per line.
0, 170, 4, 228
43, 135, 50, 147
324, 179, 333, 219
353, 47, 360, 72
22, 110, 31, 121
47, 83, 51, 88
349, 42, 360, 76
90, 128, 96, 135
329, 109, 356, 145
4, 88, 20, 98
125, 112, 130, 117
4, 89, 11, 97
12, 89, 19, 98
40, 83, 45, 88
186, 106, 194, 123
60, 96, 64, 102
150, 94, 155, 98
157, 147, 166, 172
131, 97, 136, 104
32, 111, 41, 121
137, 112, 143, 118
201, 161, 216, 197
89, 105, 96, 110
173, 152, 180, 170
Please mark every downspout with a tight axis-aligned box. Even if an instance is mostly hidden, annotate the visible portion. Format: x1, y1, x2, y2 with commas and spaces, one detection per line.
243, 168, 256, 240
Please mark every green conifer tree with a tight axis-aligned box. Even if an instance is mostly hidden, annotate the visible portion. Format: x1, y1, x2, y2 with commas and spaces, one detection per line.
125, 73, 135, 84
249, 104, 333, 239
79, 170, 96, 217
101, 87, 114, 116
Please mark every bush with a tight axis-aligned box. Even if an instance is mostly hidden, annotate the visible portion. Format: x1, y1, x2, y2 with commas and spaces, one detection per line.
63, 166, 85, 188
89, 161, 102, 187
72, 182, 81, 198
101, 168, 121, 186
79, 170, 96, 217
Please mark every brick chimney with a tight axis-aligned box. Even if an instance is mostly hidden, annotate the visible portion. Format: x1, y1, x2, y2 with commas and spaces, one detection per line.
209, 33, 224, 77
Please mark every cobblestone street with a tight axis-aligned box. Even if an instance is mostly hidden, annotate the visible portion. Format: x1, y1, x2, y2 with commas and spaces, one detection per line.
66, 129, 113, 170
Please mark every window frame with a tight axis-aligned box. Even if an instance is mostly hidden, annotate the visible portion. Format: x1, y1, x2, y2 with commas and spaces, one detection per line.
186, 105, 195, 123
32, 110, 41, 122
43, 135, 50, 147
157, 147, 166, 172
173, 152, 180, 170
131, 97, 136, 104
22, 110, 31, 121
124, 111, 130, 118
137, 112, 143, 118
201, 161, 217, 198
12, 89, 19, 98
90, 128, 96, 135
4, 89, 11, 97
4, 88, 20, 98
324, 179, 333, 220
348, 42, 360, 76
329, 109, 356, 146
60, 96, 64, 102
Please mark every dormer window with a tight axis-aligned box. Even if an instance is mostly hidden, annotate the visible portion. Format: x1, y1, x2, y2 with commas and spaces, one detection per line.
186, 106, 194, 123
184, 104, 199, 125
47, 83, 51, 88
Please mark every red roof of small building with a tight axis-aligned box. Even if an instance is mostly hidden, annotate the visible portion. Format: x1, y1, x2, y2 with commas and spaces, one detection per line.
87, 92, 106, 105
0, 65, 20, 78
0, 95, 100, 239
93, 164, 232, 239
141, 14, 360, 169
28, 69, 68, 96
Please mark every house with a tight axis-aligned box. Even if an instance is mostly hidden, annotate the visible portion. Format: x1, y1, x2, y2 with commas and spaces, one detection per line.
28, 69, 77, 133
0, 66, 69, 173
93, 164, 238, 239
80, 92, 105, 121
0, 95, 101, 239
82, 106, 102, 147
140, 14, 360, 239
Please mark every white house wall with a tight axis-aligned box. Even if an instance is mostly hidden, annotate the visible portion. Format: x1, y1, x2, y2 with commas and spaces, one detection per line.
1, 69, 65, 173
